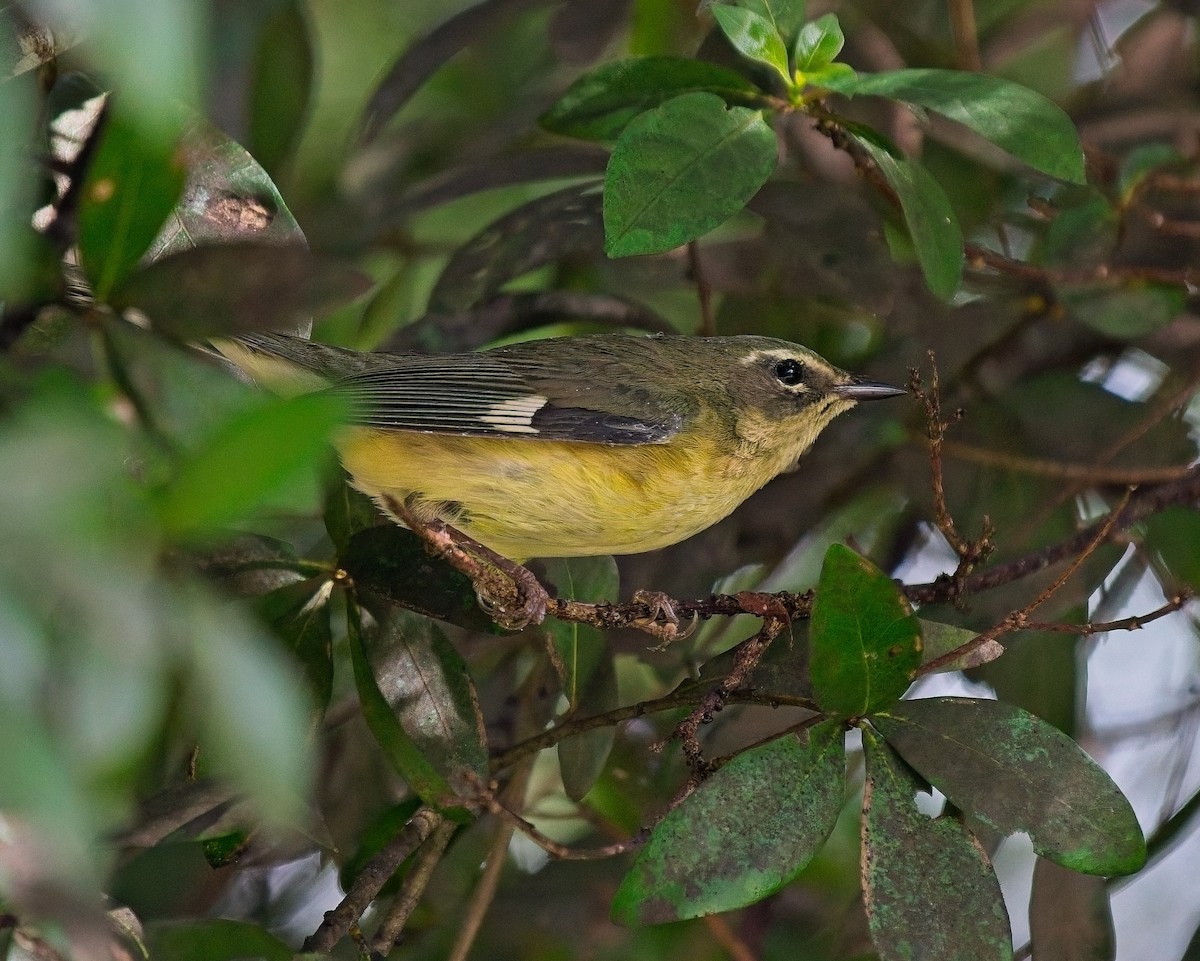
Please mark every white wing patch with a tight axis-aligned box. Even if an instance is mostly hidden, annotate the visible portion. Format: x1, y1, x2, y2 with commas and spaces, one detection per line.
478, 394, 549, 434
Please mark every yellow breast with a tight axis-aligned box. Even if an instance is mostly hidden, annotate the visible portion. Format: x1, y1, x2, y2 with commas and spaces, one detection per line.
335, 419, 793, 559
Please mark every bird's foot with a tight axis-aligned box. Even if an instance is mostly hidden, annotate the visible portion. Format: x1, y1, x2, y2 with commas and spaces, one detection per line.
630, 590, 698, 649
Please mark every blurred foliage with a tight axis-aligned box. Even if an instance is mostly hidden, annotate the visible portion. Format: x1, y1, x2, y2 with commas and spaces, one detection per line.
3, 0, 1200, 959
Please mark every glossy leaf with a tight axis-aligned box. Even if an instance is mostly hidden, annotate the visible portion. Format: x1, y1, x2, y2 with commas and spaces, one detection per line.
612, 720, 844, 925
861, 731, 1010, 961
1029, 857, 1115, 961
872, 697, 1147, 875
540, 56, 761, 141
604, 92, 777, 257
156, 391, 346, 537
248, 1, 313, 178
112, 242, 372, 339
340, 525, 498, 632
148, 122, 306, 261
793, 13, 845, 74
147, 919, 291, 961
348, 602, 452, 805
851, 134, 963, 298
78, 108, 186, 299
824, 68, 1085, 184
349, 602, 488, 806
810, 544, 921, 717
711, 5, 789, 82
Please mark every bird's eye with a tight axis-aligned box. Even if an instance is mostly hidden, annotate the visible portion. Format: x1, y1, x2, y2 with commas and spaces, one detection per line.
774, 358, 805, 386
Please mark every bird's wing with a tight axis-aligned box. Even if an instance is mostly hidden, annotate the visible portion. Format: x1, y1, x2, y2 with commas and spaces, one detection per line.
334, 352, 686, 445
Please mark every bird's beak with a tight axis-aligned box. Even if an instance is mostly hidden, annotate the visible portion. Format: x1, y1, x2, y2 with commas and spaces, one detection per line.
833, 376, 907, 401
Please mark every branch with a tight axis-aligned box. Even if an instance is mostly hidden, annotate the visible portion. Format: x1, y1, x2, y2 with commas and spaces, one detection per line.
304, 807, 444, 953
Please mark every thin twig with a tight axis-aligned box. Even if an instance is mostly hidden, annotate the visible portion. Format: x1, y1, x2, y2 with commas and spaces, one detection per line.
909, 357, 995, 586
491, 682, 818, 773
445, 763, 534, 961
369, 818, 458, 954
304, 807, 444, 952
936, 439, 1193, 484
917, 488, 1136, 675
1022, 593, 1189, 636
479, 788, 645, 860
904, 466, 1200, 604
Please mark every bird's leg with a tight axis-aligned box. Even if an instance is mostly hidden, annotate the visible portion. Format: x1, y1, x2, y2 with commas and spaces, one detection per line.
384, 496, 550, 630
630, 590, 698, 648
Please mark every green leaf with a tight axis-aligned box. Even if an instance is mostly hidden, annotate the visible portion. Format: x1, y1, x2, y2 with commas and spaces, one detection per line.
540, 57, 761, 141
323, 478, 380, 557
37, 0, 202, 133
340, 525, 498, 633
111, 242, 372, 339
810, 544, 921, 717
148, 122, 307, 261
612, 720, 844, 924
187, 597, 315, 827
348, 602, 487, 807
918, 619, 1003, 671
541, 555, 619, 708
793, 13, 845, 74
851, 134, 964, 298
558, 654, 619, 802
872, 697, 1147, 876
604, 92, 778, 257
1146, 506, 1200, 591
146, 919, 291, 961
823, 68, 1086, 184
0, 39, 38, 299
78, 108, 187, 299
256, 577, 334, 715
339, 799, 426, 897
430, 184, 603, 313
737, 0, 808, 49
1035, 194, 1115, 268
156, 391, 346, 538
861, 730, 1010, 961
1117, 142, 1181, 200
247, 1, 314, 178
711, 6, 790, 82
347, 602, 452, 806
1065, 283, 1185, 340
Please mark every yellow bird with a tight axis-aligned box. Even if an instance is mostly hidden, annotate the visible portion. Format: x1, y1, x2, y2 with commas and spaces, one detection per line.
214, 332, 904, 560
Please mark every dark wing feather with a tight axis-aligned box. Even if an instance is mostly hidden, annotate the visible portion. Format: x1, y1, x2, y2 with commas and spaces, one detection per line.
333, 349, 686, 445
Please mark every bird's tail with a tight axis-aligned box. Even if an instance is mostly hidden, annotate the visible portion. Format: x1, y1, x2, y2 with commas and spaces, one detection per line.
210, 332, 401, 395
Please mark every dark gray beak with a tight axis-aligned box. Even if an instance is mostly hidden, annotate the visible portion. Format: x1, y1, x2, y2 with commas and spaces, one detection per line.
833, 376, 907, 401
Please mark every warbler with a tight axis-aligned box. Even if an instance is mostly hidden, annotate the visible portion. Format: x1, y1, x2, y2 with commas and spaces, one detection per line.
214, 332, 904, 559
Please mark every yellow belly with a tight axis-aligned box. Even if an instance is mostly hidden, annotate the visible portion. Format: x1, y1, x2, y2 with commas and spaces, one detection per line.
335, 427, 776, 559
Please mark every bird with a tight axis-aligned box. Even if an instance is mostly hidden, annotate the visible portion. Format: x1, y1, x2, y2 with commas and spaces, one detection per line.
213, 331, 905, 560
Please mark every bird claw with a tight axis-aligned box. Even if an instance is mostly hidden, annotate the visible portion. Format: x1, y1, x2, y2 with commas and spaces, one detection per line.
631, 590, 698, 649
475, 567, 550, 631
